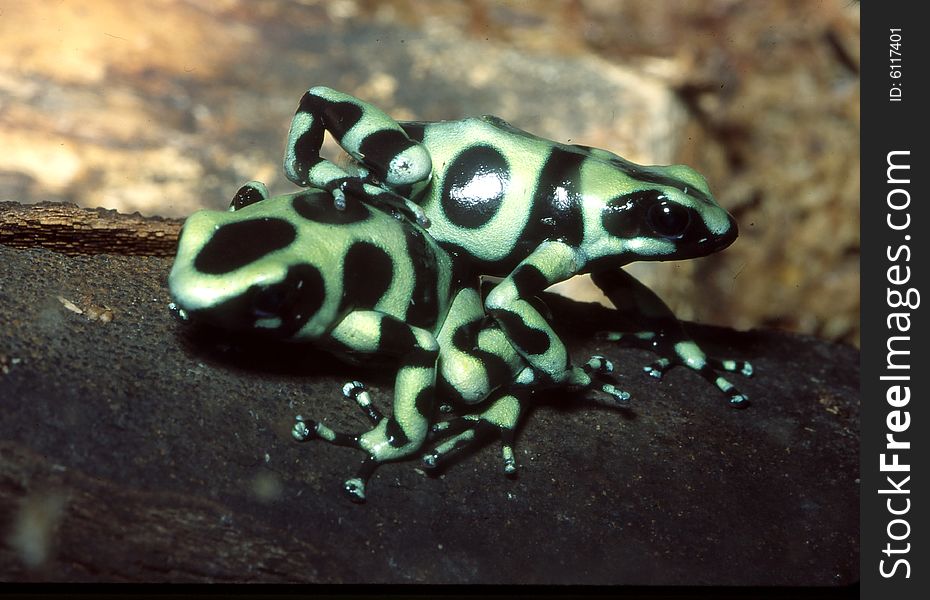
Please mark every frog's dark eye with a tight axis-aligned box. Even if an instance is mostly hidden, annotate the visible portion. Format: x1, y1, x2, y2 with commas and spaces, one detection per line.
647, 200, 691, 239
252, 286, 289, 319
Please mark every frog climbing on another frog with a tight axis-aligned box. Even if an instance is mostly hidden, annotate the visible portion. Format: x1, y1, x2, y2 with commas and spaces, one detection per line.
281, 87, 753, 406
169, 182, 626, 502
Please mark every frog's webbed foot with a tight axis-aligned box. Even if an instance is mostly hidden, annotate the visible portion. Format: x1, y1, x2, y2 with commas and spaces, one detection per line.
421, 358, 631, 478
598, 331, 752, 408
422, 390, 526, 477
576, 354, 631, 407
291, 381, 388, 503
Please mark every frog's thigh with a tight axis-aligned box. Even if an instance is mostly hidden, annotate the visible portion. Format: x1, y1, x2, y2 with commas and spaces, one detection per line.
436, 288, 521, 404
485, 241, 580, 383
330, 310, 439, 461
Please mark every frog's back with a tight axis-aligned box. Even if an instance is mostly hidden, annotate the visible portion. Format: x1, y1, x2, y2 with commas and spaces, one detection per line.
169, 190, 453, 340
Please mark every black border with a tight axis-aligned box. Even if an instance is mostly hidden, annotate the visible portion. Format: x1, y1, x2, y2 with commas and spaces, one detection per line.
861, 1, 926, 598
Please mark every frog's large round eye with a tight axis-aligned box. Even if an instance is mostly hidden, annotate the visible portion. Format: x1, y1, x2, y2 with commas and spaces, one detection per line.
252, 286, 289, 319
647, 200, 691, 239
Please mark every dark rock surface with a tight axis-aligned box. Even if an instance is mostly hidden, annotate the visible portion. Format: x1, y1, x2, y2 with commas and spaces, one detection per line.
0, 244, 858, 585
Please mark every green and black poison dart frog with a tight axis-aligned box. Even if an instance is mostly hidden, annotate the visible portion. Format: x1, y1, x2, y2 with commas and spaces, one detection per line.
169, 182, 625, 501
282, 87, 752, 406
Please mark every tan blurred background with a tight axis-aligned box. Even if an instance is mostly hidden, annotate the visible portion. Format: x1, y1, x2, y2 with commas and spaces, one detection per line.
0, 0, 860, 345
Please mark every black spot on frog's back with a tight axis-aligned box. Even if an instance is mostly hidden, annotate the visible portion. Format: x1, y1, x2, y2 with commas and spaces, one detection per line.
292, 191, 371, 224
440, 145, 510, 229
194, 218, 296, 275
341, 242, 394, 310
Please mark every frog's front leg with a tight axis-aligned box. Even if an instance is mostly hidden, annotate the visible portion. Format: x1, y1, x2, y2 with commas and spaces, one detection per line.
591, 269, 752, 408
291, 310, 439, 502
484, 240, 584, 385
283, 86, 432, 225
423, 356, 628, 477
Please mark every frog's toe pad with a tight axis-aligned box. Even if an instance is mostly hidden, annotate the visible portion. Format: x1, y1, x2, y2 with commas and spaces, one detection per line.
717, 358, 754, 377
643, 357, 672, 379
292, 416, 315, 441
727, 393, 751, 409
421, 451, 440, 470
583, 354, 614, 376
601, 384, 632, 405
343, 478, 367, 503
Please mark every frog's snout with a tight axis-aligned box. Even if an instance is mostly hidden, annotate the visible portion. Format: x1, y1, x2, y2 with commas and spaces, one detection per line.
717, 214, 739, 250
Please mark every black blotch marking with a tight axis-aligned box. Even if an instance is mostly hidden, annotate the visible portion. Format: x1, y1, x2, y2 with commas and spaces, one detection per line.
511, 264, 549, 297
385, 417, 410, 448
451, 320, 481, 352
440, 145, 509, 229
400, 121, 428, 143
229, 183, 267, 211
291, 94, 363, 182
446, 319, 514, 396
291, 130, 324, 182
405, 347, 439, 370
292, 191, 371, 224
525, 146, 586, 248
414, 385, 434, 417
491, 309, 551, 356
322, 101, 364, 135
342, 242, 394, 310
377, 318, 417, 357
297, 93, 365, 137
436, 373, 468, 405
290, 93, 327, 176
199, 263, 325, 339
194, 219, 296, 275
275, 264, 326, 337
475, 350, 514, 392
403, 226, 441, 329
358, 129, 417, 177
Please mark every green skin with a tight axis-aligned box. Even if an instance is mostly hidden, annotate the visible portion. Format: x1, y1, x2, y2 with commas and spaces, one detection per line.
169, 183, 622, 501
282, 87, 753, 406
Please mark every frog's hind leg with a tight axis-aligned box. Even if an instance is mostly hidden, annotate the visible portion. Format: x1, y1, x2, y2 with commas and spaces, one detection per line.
591, 268, 752, 407
292, 310, 440, 502
422, 386, 529, 477
292, 381, 390, 500
283, 86, 432, 226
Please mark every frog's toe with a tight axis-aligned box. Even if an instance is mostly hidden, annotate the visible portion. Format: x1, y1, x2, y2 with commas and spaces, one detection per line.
501, 442, 518, 477
643, 357, 673, 379
292, 415, 317, 441
598, 383, 631, 406
710, 358, 754, 378
729, 393, 751, 408
713, 375, 751, 408
423, 416, 520, 477
343, 478, 368, 503
331, 186, 348, 210
342, 380, 385, 424
582, 354, 614, 376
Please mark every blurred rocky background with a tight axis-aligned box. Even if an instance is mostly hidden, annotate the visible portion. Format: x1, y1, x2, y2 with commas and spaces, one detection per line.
0, 0, 860, 344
